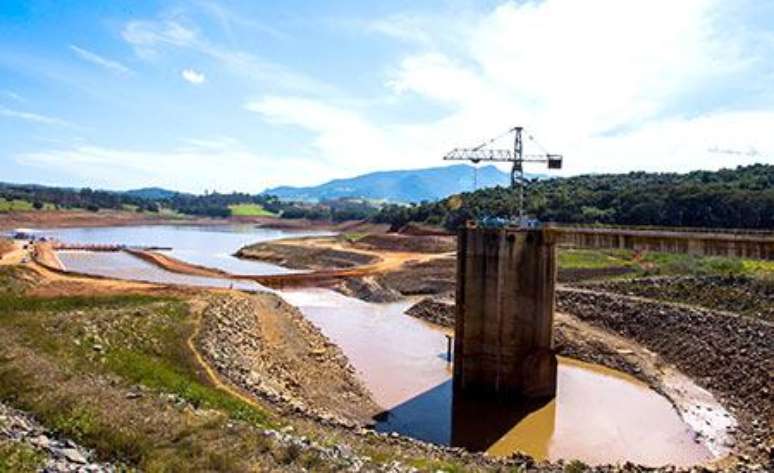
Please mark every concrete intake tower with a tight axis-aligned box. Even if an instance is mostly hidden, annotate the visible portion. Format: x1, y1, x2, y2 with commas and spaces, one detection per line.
453, 226, 558, 400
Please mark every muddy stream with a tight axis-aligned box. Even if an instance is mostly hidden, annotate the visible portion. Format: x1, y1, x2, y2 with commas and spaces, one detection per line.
19, 225, 722, 466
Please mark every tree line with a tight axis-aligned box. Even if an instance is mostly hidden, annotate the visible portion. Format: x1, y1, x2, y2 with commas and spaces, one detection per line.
3, 164, 772, 230
372, 164, 774, 230
0, 185, 284, 218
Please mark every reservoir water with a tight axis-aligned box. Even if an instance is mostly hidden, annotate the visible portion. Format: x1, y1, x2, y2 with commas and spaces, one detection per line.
37, 224, 715, 466
31, 224, 330, 275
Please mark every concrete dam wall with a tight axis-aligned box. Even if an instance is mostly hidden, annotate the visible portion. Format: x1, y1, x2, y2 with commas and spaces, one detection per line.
554, 227, 774, 260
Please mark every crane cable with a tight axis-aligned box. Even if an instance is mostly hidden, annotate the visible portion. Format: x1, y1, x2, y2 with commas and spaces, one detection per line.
471, 126, 553, 156
471, 126, 518, 151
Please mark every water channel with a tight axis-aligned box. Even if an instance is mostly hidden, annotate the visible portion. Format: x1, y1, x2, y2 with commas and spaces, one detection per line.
20, 224, 716, 466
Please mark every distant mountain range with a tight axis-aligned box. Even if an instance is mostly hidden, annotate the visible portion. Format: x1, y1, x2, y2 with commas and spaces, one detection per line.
264, 164, 538, 203
2, 164, 539, 205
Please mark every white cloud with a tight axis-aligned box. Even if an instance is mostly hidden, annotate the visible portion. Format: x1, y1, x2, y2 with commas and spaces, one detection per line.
16, 137, 327, 192
245, 97, 443, 178
69, 45, 132, 75
269, 0, 772, 178
122, 18, 334, 95
0, 106, 75, 128
181, 68, 206, 84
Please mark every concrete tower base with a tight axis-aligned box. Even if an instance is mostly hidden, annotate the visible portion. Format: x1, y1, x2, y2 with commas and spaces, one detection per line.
453, 226, 558, 400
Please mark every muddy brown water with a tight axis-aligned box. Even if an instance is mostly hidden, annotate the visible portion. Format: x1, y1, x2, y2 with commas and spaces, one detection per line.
32, 225, 716, 466
282, 289, 712, 466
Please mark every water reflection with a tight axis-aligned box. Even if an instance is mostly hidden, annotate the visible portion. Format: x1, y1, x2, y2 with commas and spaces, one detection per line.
58, 250, 259, 291
373, 356, 711, 466
33, 224, 331, 275
28, 225, 715, 466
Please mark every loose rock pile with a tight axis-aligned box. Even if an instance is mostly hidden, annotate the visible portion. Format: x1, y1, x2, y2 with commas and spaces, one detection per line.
557, 266, 635, 283
577, 275, 774, 321
403, 288, 772, 469
557, 288, 773, 462
0, 402, 116, 472
405, 298, 455, 327
196, 293, 379, 427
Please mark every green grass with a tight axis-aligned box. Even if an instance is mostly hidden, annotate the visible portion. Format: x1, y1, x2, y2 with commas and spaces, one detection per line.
558, 249, 634, 269
741, 259, 774, 276
563, 460, 589, 473
406, 458, 466, 473
0, 291, 274, 469
106, 349, 270, 426
341, 232, 368, 242
0, 293, 165, 316
638, 252, 747, 276
558, 248, 774, 279
228, 203, 274, 217
0, 441, 46, 473
0, 199, 56, 212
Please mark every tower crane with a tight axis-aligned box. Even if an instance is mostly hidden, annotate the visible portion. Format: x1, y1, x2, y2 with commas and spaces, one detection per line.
443, 126, 563, 224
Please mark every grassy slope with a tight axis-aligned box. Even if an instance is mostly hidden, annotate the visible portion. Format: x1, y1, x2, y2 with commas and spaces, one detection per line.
558, 248, 773, 278
0, 441, 45, 473
228, 203, 274, 217
0, 267, 479, 472
0, 270, 278, 471
0, 200, 57, 212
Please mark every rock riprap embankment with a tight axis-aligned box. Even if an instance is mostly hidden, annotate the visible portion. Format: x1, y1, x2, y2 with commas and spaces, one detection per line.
557, 288, 773, 461
404, 288, 773, 466
0, 402, 116, 472
196, 293, 380, 426
577, 275, 774, 321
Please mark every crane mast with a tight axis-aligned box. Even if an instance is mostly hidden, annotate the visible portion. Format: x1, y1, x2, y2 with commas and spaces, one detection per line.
443, 126, 563, 225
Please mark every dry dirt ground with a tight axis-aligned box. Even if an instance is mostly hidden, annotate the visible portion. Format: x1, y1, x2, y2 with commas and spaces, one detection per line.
231, 232, 773, 470
3, 262, 547, 472
0, 210, 196, 230
5, 233, 771, 471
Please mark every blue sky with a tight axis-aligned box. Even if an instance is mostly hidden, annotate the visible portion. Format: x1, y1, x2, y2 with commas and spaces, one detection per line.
1, 0, 773, 193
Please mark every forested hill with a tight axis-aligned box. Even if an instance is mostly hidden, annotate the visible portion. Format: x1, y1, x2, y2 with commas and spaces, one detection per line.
264, 164, 522, 203
373, 164, 774, 230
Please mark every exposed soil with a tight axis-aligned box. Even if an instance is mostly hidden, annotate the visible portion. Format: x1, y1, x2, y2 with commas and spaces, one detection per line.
0, 239, 24, 266
8, 226, 772, 471
353, 234, 456, 254
556, 288, 773, 462
0, 210, 203, 230
374, 257, 457, 297
251, 216, 390, 234
403, 292, 772, 464
195, 292, 380, 425
0, 262, 569, 472
405, 297, 455, 326
0, 238, 14, 256
557, 266, 636, 283
577, 275, 774, 322
128, 249, 233, 278
237, 238, 379, 270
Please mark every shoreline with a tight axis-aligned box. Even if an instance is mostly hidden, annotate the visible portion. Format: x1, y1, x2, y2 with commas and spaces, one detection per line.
10, 225, 771, 469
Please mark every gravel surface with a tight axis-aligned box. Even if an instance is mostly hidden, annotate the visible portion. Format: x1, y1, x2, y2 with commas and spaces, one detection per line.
196, 293, 380, 426
576, 275, 774, 321
557, 288, 773, 462
0, 403, 117, 472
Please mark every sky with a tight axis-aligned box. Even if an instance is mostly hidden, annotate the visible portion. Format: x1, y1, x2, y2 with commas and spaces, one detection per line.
1, 0, 773, 193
